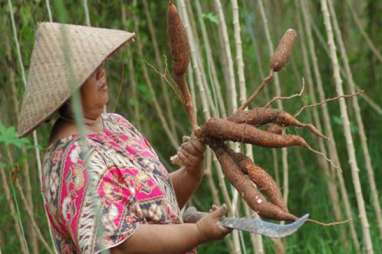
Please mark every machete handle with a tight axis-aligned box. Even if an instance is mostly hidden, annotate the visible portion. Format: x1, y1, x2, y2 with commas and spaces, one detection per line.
183, 206, 208, 223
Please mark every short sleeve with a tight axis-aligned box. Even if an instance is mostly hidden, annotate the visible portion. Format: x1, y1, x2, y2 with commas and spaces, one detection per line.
58, 140, 142, 254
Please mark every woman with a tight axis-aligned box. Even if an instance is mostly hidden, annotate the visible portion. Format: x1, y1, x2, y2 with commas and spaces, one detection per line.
17, 23, 230, 254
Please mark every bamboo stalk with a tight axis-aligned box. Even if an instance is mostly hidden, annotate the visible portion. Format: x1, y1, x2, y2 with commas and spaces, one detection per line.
299, 0, 361, 251
328, 0, 382, 241
132, 12, 179, 149
320, 0, 373, 253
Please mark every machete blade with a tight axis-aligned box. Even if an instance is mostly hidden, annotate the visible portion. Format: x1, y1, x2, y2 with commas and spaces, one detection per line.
220, 214, 309, 238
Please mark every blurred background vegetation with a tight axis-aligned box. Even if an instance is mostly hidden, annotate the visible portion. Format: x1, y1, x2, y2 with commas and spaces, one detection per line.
0, 0, 381, 253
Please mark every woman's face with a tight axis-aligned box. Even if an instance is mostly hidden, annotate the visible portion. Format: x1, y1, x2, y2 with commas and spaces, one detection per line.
80, 64, 108, 120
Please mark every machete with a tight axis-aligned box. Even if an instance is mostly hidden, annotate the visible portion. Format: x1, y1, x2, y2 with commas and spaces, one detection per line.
183, 206, 308, 238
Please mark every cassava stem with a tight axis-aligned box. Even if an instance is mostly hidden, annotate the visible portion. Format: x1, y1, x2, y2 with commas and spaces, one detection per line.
198, 118, 309, 148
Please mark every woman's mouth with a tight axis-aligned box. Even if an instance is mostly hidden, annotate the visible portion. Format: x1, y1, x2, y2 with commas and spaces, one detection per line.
99, 81, 108, 91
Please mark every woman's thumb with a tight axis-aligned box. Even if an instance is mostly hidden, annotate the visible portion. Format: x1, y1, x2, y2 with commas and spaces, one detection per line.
211, 204, 227, 218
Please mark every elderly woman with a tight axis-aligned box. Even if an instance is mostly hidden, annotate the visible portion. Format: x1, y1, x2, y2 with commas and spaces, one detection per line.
17, 23, 230, 254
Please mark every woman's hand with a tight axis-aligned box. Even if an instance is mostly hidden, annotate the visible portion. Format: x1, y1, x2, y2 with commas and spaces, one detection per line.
171, 136, 206, 177
196, 205, 232, 243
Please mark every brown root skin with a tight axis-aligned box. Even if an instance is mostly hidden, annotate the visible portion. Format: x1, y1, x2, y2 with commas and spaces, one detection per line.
228, 107, 327, 139
270, 29, 297, 72
266, 124, 283, 135
200, 118, 309, 148
208, 141, 296, 221
168, 2, 190, 76
225, 148, 288, 212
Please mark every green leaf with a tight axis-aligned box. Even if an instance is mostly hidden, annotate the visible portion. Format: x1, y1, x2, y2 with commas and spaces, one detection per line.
0, 122, 30, 148
202, 12, 218, 24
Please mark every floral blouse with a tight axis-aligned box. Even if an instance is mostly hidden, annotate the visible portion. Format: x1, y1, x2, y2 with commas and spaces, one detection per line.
42, 113, 195, 254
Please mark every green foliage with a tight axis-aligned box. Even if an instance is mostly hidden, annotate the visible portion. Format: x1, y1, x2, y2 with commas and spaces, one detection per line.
0, 122, 29, 148
202, 12, 219, 24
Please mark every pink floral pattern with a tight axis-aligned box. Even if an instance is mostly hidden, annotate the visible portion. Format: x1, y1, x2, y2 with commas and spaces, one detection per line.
42, 113, 196, 254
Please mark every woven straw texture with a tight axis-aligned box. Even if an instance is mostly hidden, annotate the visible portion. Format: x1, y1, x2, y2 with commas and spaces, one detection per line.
17, 22, 135, 137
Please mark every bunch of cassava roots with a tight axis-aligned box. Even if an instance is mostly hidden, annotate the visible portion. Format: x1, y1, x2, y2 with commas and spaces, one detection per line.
167, 1, 329, 222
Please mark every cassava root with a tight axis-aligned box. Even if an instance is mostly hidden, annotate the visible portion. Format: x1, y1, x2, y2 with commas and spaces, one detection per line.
228, 107, 327, 139
225, 147, 288, 212
209, 140, 297, 221
197, 118, 309, 148
270, 29, 298, 72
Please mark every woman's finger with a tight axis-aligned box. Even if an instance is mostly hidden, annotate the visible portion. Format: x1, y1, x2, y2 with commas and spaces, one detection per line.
182, 149, 202, 168
180, 142, 199, 156
211, 204, 227, 219
189, 138, 205, 154
176, 150, 192, 167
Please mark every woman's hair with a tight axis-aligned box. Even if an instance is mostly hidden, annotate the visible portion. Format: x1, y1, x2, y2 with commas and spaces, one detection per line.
58, 99, 72, 117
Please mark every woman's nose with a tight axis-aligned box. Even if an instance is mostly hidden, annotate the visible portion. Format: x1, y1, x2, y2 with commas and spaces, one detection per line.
96, 67, 106, 81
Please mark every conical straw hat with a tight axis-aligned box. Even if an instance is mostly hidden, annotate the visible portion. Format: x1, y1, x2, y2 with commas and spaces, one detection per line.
17, 22, 135, 137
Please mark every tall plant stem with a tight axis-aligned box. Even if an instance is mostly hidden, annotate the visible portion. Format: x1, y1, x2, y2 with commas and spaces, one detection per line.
296, 6, 347, 246
82, 0, 91, 25
299, 0, 361, 251
194, 0, 226, 117
257, 0, 289, 208
8, 0, 51, 252
0, 167, 29, 254
214, 0, 237, 114
345, 0, 382, 63
142, 0, 177, 136
184, 1, 218, 118
132, 12, 178, 149
320, 0, 373, 253
5, 37, 40, 254
177, 1, 238, 252
328, 0, 382, 241
14, 179, 54, 254
309, 23, 382, 115
297, 5, 342, 221
232, 1, 264, 253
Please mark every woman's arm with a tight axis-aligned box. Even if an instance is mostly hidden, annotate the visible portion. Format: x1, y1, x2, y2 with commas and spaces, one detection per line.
110, 206, 230, 254
171, 165, 202, 209
170, 137, 205, 208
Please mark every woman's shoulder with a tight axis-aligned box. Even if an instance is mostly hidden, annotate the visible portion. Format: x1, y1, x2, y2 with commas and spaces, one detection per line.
103, 112, 130, 125
103, 112, 143, 137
